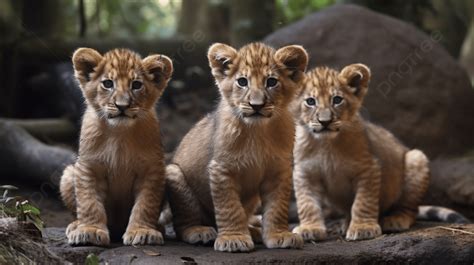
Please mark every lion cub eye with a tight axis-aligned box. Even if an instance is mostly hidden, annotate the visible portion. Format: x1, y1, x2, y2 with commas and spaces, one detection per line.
266, 77, 278, 88
131, 80, 143, 90
102, 79, 114, 90
332, 96, 343, 105
305, 97, 316, 106
236, 77, 248, 87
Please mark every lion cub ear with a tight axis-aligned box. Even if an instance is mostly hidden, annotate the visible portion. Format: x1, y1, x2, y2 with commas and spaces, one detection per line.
339, 63, 371, 98
207, 43, 238, 82
274, 45, 308, 82
72, 48, 103, 87
142, 54, 173, 89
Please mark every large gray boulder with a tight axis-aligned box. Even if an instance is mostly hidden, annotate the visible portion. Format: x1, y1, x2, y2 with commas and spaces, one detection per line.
265, 4, 474, 157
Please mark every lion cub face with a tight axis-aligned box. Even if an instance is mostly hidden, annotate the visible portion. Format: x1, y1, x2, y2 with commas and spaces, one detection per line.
72, 48, 173, 126
294, 64, 371, 138
207, 43, 308, 123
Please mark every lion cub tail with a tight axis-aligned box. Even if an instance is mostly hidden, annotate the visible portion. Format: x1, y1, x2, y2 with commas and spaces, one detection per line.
405, 149, 470, 224
417, 206, 470, 224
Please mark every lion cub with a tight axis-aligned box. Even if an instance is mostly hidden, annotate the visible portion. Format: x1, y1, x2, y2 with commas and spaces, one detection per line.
60, 48, 173, 246
292, 64, 430, 241
166, 42, 307, 252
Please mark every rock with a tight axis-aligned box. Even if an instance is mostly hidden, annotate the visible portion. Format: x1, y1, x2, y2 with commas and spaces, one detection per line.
43, 224, 474, 264
264, 4, 474, 157
425, 156, 474, 220
43, 227, 103, 264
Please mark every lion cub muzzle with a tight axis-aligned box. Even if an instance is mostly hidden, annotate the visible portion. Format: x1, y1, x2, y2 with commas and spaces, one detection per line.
108, 93, 135, 120
309, 108, 340, 136
242, 89, 273, 119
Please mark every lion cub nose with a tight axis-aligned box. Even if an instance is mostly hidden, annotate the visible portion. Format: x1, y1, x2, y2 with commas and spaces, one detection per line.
318, 108, 332, 127
249, 102, 264, 112
318, 119, 332, 128
115, 102, 130, 112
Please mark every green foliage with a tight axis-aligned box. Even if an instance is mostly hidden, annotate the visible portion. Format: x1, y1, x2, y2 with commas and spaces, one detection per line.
85, 253, 100, 265
275, 0, 336, 26
84, 0, 180, 38
0, 185, 43, 233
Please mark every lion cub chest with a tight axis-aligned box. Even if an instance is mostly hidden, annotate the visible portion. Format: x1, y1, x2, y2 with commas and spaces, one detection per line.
94, 136, 157, 197
223, 129, 293, 198
307, 150, 358, 211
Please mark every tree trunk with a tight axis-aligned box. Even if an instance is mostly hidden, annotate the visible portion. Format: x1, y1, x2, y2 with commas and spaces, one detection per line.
229, 0, 275, 47
21, 0, 63, 38
343, 0, 471, 58
177, 0, 204, 36
178, 0, 230, 43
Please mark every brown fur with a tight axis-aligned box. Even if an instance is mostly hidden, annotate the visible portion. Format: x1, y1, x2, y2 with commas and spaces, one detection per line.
292, 64, 430, 241
166, 42, 308, 252
60, 48, 173, 246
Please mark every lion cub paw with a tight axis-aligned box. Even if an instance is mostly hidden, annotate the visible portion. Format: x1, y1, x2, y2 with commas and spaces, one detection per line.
182, 226, 217, 245
123, 227, 164, 245
65, 220, 80, 237
214, 233, 254, 252
382, 215, 413, 232
264, 231, 304, 249
345, 222, 381, 241
292, 224, 327, 241
67, 223, 110, 246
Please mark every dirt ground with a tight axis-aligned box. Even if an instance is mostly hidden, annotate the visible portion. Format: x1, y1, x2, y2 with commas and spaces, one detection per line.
43, 223, 474, 264
0, 184, 468, 264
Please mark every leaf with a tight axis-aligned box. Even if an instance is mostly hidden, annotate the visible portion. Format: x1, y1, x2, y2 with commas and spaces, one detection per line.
143, 249, 161, 256
0, 185, 18, 190
21, 204, 41, 216
85, 253, 100, 265
26, 214, 44, 231
5, 196, 21, 204
2, 205, 20, 216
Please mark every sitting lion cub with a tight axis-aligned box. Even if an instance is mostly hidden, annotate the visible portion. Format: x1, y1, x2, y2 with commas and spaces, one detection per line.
166, 42, 308, 252
292, 64, 430, 241
60, 48, 173, 246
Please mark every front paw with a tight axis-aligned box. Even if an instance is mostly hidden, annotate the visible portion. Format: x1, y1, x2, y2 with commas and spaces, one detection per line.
181, 226, 217, 245
292, 224, 327, 241
67, 223, 110, 246
382, 215, 413, 232
345, 222, 381, 241
214, 233, 254, 252
123, 227, 164, 245
264, 231, 304, 249
65, 220, 80, 237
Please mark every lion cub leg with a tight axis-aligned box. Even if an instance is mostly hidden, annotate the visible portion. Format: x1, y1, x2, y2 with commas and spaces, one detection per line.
60, 165, 76, 213
346, 162, 382, 241
64, 162, 110, 246
122, 165, 165, 245
261, 167, 304, 249
292, 167, 327, 241
166, 164, 217, 245
209, 160, 254, 252
382, 149, 429, 232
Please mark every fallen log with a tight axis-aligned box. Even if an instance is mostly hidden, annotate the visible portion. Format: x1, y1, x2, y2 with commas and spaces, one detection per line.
0, 120, 76, 186
0, 118, 77, 144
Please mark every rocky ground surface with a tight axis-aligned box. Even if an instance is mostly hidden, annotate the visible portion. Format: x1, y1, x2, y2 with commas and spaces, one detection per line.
41, 222, 474, 265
